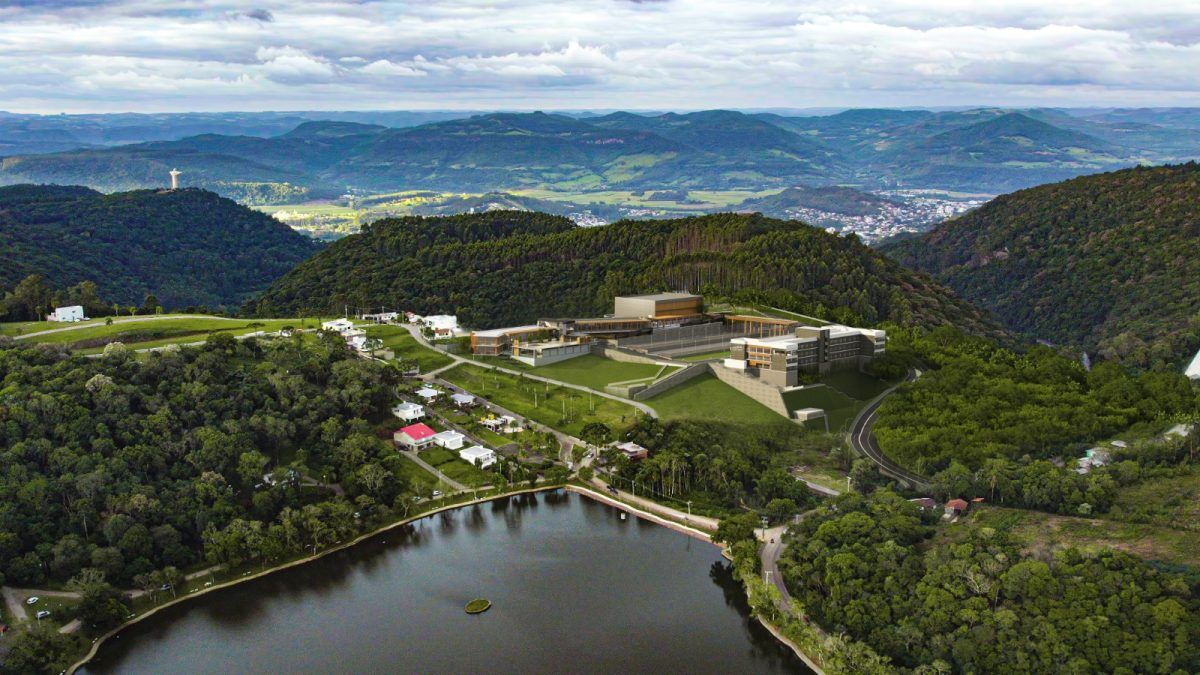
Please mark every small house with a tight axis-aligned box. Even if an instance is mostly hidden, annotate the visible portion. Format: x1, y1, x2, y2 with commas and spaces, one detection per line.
49, 305, 86, 323
459, 445, 497, 469
944, 498, 969, 517
451, 392, 477, 408
909, 497, 937, 511
423, 314, 459, 338
392, 402, 425, 422
394, 423, 437, 450
321, 318, 355, 334
616, 441, 648, 461
415, 386, 440, 402
433, 430, 466, 450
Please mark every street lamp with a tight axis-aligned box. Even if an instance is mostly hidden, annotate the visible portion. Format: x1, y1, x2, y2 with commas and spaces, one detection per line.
761, 516, 769, 539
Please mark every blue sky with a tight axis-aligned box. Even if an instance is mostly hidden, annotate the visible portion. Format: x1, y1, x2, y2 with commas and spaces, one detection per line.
2, 0, 1199, 113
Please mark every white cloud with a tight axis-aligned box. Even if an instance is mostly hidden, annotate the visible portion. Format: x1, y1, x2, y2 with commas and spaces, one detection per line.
0, 0, 1199, 111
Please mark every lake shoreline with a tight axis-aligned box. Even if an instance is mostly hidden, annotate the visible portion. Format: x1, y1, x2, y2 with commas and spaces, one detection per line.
68, 483, 816, 674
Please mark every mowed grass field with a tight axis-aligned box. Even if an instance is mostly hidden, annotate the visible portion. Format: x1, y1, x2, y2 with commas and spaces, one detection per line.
479, 354, 676, 390
440, 363, 646, 437
4, 315, 325, 353
646, 373, 788, 426
782, 385, 860, 432
364, 324, 455, 372
963, 506, 1200, 568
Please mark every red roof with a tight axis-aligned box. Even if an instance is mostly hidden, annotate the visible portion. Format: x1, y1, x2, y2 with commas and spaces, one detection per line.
946, 498, 969, 510
397, 423, 436, 441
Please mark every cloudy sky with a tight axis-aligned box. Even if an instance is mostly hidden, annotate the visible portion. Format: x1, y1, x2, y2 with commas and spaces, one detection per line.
2, 0, 1199, 113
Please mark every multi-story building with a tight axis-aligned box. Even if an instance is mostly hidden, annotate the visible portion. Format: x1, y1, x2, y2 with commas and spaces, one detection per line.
725, 324, 886, 385
469, 325, 550, 356
612, 292, 704, 327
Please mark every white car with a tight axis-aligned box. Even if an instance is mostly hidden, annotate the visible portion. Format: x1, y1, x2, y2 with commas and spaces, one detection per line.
431, 490, 443, 498
25, 596, 38, 605
36, 610, 50, 619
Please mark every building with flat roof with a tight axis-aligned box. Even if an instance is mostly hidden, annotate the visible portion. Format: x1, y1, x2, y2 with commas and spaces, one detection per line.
392, 401, 425, 422
725, 324, 886, 385
612, 292, 703, 322
48, 305, 86, 323
460, 445, 497, 468
512, 338, 592, 366
469, 325, 548, 356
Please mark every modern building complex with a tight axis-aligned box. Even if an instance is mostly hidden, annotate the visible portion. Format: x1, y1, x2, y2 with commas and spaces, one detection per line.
724, 324, 886, 384
469, 325, 549, 356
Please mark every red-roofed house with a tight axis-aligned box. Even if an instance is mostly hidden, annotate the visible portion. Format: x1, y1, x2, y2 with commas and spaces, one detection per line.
944, 498, 969, 516
394, 423, 437, 450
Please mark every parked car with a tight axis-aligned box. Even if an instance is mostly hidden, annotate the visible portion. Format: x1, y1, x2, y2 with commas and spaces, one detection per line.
35, 610, 50, 619
431, 490, 443, 498
24, 597, 38, 605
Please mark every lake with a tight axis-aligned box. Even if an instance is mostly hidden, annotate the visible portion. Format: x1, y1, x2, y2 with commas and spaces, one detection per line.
81, 490, 811, 674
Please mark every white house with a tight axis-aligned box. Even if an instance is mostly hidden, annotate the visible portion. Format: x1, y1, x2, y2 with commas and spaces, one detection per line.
459, 445, 497, 469
322, 318, 355, 333
49, 306, 86, 323
415, 386, 440, 402
451, 392, 477, 408
347, 335, 369, 352
423, 314, 459, 339
433, 430, 466, 450
362, 311, 399, 323
392, 401, 425, 422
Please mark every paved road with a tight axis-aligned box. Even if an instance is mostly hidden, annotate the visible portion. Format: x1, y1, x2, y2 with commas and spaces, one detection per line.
797, 477, 841, 497
759, 513, 828, 645
847, 369, 932, 490
401, 324, 660, 419
13, 314, 247, 340
586, 476, 720, 531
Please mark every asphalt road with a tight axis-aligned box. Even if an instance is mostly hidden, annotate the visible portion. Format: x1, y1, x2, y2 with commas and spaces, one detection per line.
847, 369, 932, 490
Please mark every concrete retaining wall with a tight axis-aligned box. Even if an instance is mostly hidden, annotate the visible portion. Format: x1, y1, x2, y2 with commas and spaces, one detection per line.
631, 363, 710, 400
709, 364, 792, 418
598, 345, 673, 366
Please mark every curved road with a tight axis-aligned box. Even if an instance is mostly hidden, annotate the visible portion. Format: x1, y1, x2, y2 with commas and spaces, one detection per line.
847, 369, 932, 491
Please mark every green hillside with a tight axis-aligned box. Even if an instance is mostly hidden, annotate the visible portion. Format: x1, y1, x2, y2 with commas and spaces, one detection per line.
883, 163, 1200, 369
0, 185, 320, 310
254, 210, 1002, 336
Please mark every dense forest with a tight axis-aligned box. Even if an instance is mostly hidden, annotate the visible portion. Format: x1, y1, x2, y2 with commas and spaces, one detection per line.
776, 490, 1200, 673
884, 163, 1200, 369
0, 335, 420, 639
0, 185, 320, 310
872, 326, 1196, 473
253, 211, 1002, 336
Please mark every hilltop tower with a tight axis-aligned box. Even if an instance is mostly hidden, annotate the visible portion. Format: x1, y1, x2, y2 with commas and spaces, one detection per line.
169, 168, 181, 190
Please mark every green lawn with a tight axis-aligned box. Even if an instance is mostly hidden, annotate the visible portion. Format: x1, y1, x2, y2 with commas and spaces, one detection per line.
385, 453, 443, 494
421, 447, 491, 487
646, 373, 788, 426
470, 353, 674, 391
677, 349, 730, 362
4, 315, 323, 352
441, 363, 646, 437
782, 385, 861, 433
820, 369, 895, 401
364, 324, 455, 371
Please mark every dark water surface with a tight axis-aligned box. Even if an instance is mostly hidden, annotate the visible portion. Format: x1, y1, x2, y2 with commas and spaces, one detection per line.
82, 491, 811, 674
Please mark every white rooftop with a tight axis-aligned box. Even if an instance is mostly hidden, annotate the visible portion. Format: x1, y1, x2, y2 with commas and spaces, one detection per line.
394, 402, 423, 412
472, 324, 541, 338
451, 393, 476, 403
460, 445, 494, 460
434, 430, 465, 441
415, 387, 439, 398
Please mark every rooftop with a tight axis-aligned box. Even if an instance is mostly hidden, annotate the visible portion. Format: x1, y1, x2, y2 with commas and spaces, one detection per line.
472, 324, 542, 338
397, 423, 436, 441
460, 445, 494, 459
617, 292, 701, 302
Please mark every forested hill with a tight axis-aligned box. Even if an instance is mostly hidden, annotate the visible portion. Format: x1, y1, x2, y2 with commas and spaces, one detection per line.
882, 163, 1200, 369
254, 210, 1002, 335
0, 185, 320, 309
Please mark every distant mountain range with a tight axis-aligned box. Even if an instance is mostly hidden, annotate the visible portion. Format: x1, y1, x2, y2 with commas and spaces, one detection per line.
2, 107, 1198, 202
882, 163, 1200, 370
0, 185, 319, 308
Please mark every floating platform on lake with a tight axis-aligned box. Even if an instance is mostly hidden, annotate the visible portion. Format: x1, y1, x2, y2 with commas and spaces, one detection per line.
465, 598, 492, 614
